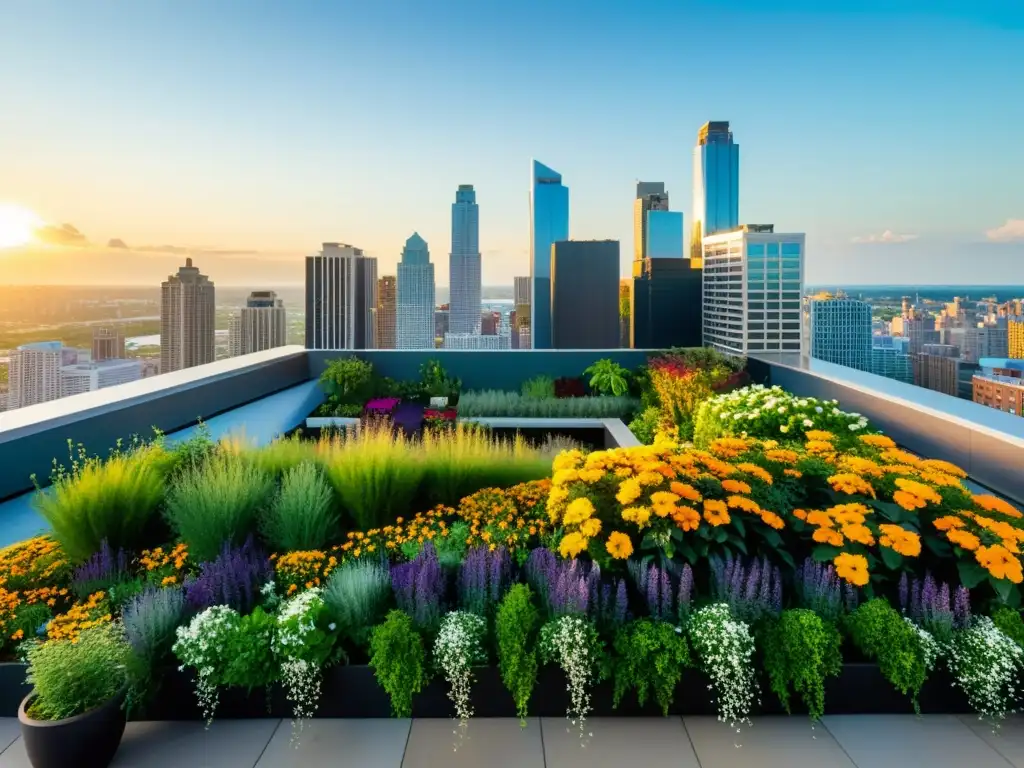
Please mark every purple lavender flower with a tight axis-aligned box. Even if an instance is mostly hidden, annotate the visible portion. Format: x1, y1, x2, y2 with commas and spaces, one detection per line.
185, 537, 269, 613
72, 540, 130, 597
489, 547, 511, 605
614, 579, 628, 626
677, 564, 694, 621
843, 582, 859, 613
393, 541, 447, 631
771, 568, 783, 615
659, 568, 672, 620
525, 548, 556, 602
954, 586, 971, 629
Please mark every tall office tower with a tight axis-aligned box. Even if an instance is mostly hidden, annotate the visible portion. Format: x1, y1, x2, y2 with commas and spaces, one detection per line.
513, 276, 531, 349
551, 240, 619, 349
871, 336, 913, 383
691, 122, 739, 267
91, 326, 125, 361
449, 185, 481, 335
1010, 318, 1024, 358
160, 258, 216, 373
809, 297, 873, 372
922, 343, 960, 358
530, 160, 569, 349
396, 233, 436, 349
7, 341, 62, 410
305, 243, 378, 350
892, 315, 940, 355
376, 276, 397, 349
631, 260, 702, 349
914, 353, 961, 397
634, 182, 667, 261
480, 311, 500, 336
231, 291, 287, 356
434, 308, 450, 341
443, 332, 510, 350
60, 359, 142, 397
702, 225, 803, 356
228, 315, 242, 357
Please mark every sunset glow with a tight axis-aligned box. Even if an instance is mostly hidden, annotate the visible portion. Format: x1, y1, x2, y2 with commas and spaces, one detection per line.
0, 204, 42, 249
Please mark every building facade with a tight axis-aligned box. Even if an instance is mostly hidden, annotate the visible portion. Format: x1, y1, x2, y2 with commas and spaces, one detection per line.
443, 332, 510, 350
160, 258, 216, 373
7, 341, 62, 410
376, 276, 397, 349
631, 259, 702, 349
529, 160, 569, 349
396, 233, 435, 349
551, 240, 619, 349
91, 326, 125, 361
810, 297, 873, 372
230, 291, 287, 357
60, 359, 142, 398
914, 353, 960, 397
871, 336, 913, 383
647, 210, 685, 259
513, 276, 531, 350
691, 121, 739, 266
702, 226, 804, 356
1009, 318, 1024, 359
974, 375, 1024, 416
305, 243, 378, 350
633, 182, 667, 261
449, 185, 481, 335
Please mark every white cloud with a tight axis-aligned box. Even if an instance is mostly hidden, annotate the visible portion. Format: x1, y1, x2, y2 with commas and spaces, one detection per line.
851, 230, 919, 244
985, 219, 1024, 242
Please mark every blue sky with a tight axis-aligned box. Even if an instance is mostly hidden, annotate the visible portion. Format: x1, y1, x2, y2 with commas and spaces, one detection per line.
0, 0, 1022, 286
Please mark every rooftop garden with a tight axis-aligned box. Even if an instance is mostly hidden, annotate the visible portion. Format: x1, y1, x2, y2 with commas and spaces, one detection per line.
4, 350, 1024, 766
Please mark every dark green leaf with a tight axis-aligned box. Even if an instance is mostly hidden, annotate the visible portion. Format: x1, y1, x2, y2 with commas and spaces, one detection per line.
731, 515, 746, 537
991, 575, 1014, 605
728, 535, 748, 555
879, 547, 903, 570
812, 545, 843, 562
957, 561, 988, 589
924, 537, 952, 558
713, 527, 728, 544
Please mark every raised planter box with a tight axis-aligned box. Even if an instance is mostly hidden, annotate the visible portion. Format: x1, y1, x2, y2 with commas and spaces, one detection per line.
305, 417, 361, 429
129, 662, 970, 721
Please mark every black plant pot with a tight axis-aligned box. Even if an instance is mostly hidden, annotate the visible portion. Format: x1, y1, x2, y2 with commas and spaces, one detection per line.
18, 686, 127, 768
0, 663, 31, 717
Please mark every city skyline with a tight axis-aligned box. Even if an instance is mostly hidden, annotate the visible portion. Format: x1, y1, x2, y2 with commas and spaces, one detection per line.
0, 2, 1021, 287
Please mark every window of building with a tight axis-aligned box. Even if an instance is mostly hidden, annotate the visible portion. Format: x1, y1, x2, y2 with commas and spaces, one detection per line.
747, 244, 765, 257
781, 243, 801, 256
767, 243, 779, 256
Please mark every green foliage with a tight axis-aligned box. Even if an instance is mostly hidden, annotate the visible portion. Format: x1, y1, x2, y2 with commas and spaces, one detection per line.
420, 359, 461, 401
26, 623, 132, 721
521, 375, 555, 400
846, 598, 928, 708
612, 619, 691, 716
763, 609, 842, 720
369, 610, 429, 718
458, 390, 638, 419
319, 356, 375, 409
992, 608, 1024, 649
584, 359, 631, 397
222, 607, 278, 689
496, 584, 540, 720
165, 423, 217, 477
164, 454, 275, 562
628, 406, 663, 445
236, 435, 318, 478
261, 462, 339, 551
6, 604, 52, 649
324, 559, 392, 648
122, 586, 187, 699
34, 442, 169, 563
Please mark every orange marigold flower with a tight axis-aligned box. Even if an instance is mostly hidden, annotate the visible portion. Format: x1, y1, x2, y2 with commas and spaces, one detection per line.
760, 511, 785, 530
919, 459, 967, 479
828, 473, 877, 498
894, 479, 942, 506
792, 508, 808, 520
859, 434, 896, 450
881, 448, 923, 467
834, 552, 870, 586
727, 495, 762, 514
784, 468, 803, 478
839, 456, 885, 478
973, 494, 1023, 520
893, 490, 927, 511
703, 499, 731, 526
805, 430, 836, 442
813, 527, 844, 547
878, 524, 922, 557
806, 440, 835, 457
932, 515, 965, 531
672, 507, 701, 532
605, 532, 634, 560
842, 524, 876, 546
709, 437, 750, 459
720, 479, 752, 495
765, 449, 800, 465
806, 511, 835, 528
669, 482, 702, 503
735, 463, 773, 485
976, 545, 1024, 584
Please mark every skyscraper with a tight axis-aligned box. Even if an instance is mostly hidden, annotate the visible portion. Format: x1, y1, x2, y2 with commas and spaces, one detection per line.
513, 276, 531, 349
376, 276, 397, 349
305, 243, 378, 350
691, 122, 739, 267
1009, 318, 1024, 358
634, 182, 666, 261
530, 160, 569, 349
551, 240, 619, 349
229, 291, 287, 357
397, 232, 435, 349
449, 185, 481, 335
7, 341, 62, 410
91, 326, 125, 361
160, 258, 216, 373
871, 336, 914, 383
631, 259, 702, 349
810, 296, 873, 372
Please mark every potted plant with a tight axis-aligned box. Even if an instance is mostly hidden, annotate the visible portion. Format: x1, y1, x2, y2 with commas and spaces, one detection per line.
19, 623, 135, 768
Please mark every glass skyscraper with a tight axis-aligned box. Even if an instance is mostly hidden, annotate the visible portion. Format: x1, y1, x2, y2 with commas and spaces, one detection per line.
810, 296, 873, 372
646, 210, 685, 259
691, 121, 739, 266
448, 184, 481, 335
530, 160, 569, 350
397, 232, 436, 349
633, 182, 666, 261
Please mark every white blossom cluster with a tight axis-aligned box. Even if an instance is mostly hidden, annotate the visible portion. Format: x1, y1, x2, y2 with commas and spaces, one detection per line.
904, 617, 940, 673
280, 658, 321, 739
274, 588, 329, 734
947, 617, 1024, 726
172, 605, 241, 724
435, 611, 487, 729
689, 603, 760, 731
541, 615, 599, 741
700, 385, 867, 439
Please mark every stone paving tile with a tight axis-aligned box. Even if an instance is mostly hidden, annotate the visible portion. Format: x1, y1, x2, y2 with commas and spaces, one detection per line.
541, 717, 701, 767
109, 719, 282, 768
958, 714, 1024, 767
823, 715, 1012, 768
256, 719, 410, 768
685, 716, 857, 768
0, 721, 20, 758
401, 718, 544, 768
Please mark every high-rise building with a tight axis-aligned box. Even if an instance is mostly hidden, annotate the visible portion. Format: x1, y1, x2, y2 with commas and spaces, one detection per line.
631, 259, 702, 349
809, 296, 872, 372
551, 240, 619, 349
529, 160, 569, 349
7, 341, 62, 410
60, 359, 142, 397
691, 121, 739, 267
91, 326, 125, 361
305, 243, 378, 350
449, 185, 481, 335
160, 258, 215, 373
914, 354, 961, 397
434, 308, 450, 341
376, 276, 397, 349
871, 336, 913, 383
702, 225, 803, 356
396, 233, 435, 349
922, 343, 960, 358
443, 332, 510, 350
513, 276, 531, 349
1009, 318, 1024, 358
634, 182, 667, 261
891, 313, 940, 354
480, 311, 500, 336
230, 291, 287, 357
647, 210, 685, 259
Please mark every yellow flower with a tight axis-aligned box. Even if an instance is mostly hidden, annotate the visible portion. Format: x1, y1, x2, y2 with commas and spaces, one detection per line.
636, 471, 664, 487
721, 479, 752, 495
973, 494, 1023, 520
616, 479, 643, 505
552, 450, 585, 472
828, 473, 877, 498
563, 497, 596, 526
805, 430, 835, 442
605, 532, 634, 560
839, 456, 885, 478
920, 459, 967, 479
760, 511, 785, 530
579, 517, 602, 538
649, 491, 680, 506
784, 468, 803, 478
976, 545, 1023, 583
834, 552, 869, 586
702, 499, 731, 527
577, 468, 604, 484
813, 527, 844, 547
893, 490, 927, 511
878, 524, 922, 557
552, 468, 579, 486
893, 479, 942, 506
621, 506, 652, 528
669, 482, 702, 503
559, 532, 589, 559
859, 434, 896, 449
735, 463, 773, 485
765, 449, 799, 465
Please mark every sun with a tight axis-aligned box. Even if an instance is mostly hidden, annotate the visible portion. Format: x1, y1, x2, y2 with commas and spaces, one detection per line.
0, 204, 43, 249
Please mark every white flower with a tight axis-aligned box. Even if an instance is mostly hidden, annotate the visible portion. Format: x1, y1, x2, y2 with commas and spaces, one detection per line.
435, 612, 487, 730
689, 604, 759, 732
778, 406, 787, 414
947, 617, 1024, 727
780, 425, 789, 433
815, 406, 823, 413
849, 424, 860, 431
803, 419, 814, 428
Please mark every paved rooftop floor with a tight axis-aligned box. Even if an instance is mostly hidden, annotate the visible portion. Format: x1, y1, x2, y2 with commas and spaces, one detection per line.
0, 715, 1021, 767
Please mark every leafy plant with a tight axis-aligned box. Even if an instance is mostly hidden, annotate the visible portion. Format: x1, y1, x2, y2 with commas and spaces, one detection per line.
319, 357, 375, 409
261, 462, 338, 552
26, 622, 133, 721
521, 375, 555, 400
164, 454, 275, 562
323, 559, 392, 648
612, 619, 691, 716
689, 603, 759, 730
991, 607, 1024, 650
184, 538, 270, 613
123, 586, 188, 696
628, 406, 662, 445
227, 434, 317, 478
458, 390, 638, 419
496, 585, 540, 721
419, 359, 461, 402
846, 598, 929, 708
221, 606, 278, 690
369, 610, 429, 718
763, 608, 842, 720
72, 540, 131, 599
435, 611, 487, 726
584, 359, 631, 397
947, 616, 1024, 726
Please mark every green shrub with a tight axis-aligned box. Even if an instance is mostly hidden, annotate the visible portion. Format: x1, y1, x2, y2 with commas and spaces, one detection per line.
612, 619, 691, 716
420, 359, 461, 402
521, 376, 555, 400
369, 610, 429, 718
458, 390, 638, 419
34, 443, 169, 563
320, 357, 375, 406
233, 435, 318, 478
846, 598, 929, 709
261, 462, 338, 551
222, 607, 278, 689
628, 406, 662, 445
764, 608, 842, 720
164, 454, 275, 562
496, 584, 540, 720
122, 587, 187, 698
324, 559, 392, 648
992, 608, 1024, 649
26, 623, 133, 721
584, 359, 631, 396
